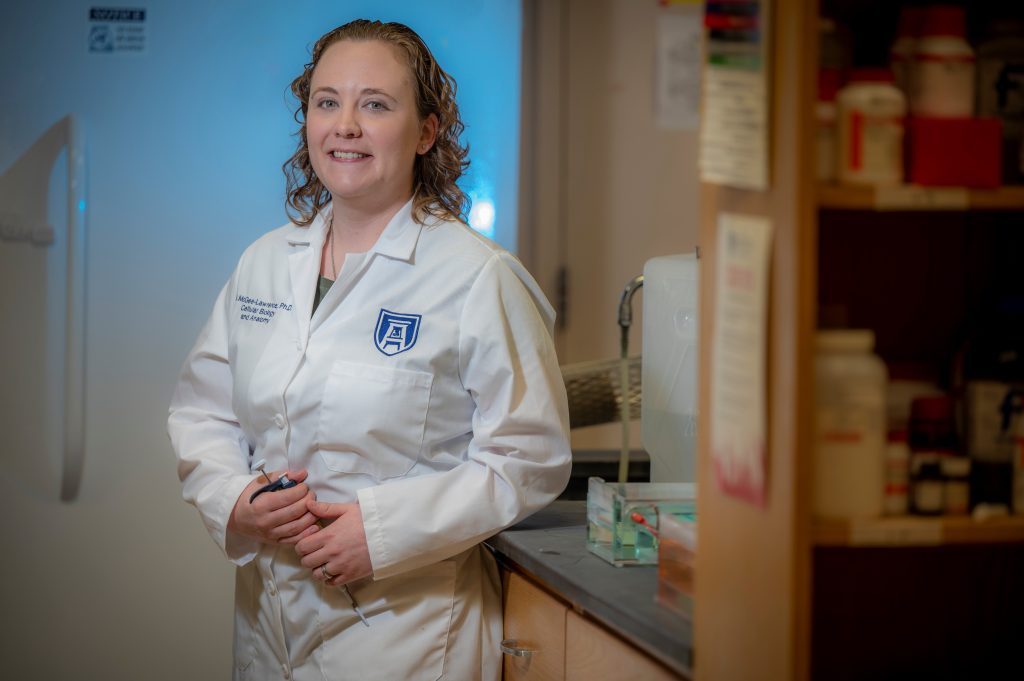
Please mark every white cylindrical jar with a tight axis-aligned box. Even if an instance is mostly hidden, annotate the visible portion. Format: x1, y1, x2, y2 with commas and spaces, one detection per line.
837, 69, 907, 186
814, 330, 888, 518
910, 5, 975, 117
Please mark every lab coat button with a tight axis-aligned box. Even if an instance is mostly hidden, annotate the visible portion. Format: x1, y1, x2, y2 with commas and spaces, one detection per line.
282, 664, 291, 679
267, 581, 276, 595
273, 414, 285, 428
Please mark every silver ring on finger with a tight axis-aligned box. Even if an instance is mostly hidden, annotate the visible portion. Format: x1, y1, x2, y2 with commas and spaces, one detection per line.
321, 564, 336, 580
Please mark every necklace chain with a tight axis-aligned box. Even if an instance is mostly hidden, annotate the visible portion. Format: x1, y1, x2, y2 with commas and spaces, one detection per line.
329, 218, 338, 280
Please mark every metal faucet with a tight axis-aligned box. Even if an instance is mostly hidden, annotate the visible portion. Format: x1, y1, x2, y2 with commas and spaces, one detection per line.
617, 275, 643, 482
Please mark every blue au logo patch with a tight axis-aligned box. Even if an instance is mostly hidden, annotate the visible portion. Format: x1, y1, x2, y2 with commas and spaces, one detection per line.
374, 309, 421, 356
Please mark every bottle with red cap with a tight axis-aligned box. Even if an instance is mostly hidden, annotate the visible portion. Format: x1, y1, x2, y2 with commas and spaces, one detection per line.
910, 5, 975, 117
837, 68, 907, 186
908, 394, 964, 515
909, 394, 958, 453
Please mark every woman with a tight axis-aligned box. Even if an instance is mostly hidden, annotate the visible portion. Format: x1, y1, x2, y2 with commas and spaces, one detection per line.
168, 19, 571, 681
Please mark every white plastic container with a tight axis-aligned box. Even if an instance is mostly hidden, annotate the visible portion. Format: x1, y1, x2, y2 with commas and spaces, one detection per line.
910, 5, 975, 118
642, 253, 699, 483
837, 69, 906, 186
814, 330, 888, 518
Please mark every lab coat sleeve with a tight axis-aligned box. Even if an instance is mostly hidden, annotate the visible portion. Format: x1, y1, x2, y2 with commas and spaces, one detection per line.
168, 278, 260, 566
357, 253, 572, 579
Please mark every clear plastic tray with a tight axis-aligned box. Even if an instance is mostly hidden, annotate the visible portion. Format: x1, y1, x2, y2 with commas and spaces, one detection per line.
586, 477, 697, 566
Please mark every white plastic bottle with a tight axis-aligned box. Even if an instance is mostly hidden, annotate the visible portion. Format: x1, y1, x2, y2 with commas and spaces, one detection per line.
837, 69, 907, 186
910, 5, 975, 117
814, 330, 888, 518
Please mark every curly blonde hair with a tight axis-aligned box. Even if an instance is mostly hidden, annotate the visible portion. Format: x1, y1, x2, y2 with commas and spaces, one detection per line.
283, 19, 470, 226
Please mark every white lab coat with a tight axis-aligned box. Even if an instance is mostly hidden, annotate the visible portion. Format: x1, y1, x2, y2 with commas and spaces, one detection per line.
168, 201, 572, 681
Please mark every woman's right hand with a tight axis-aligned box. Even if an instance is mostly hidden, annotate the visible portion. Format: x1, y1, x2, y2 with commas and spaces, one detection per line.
227, 469, 320, 545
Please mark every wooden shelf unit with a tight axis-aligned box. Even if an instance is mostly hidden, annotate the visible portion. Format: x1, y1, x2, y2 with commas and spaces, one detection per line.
694, 1, 1024, 680
813, 514, 1024, 547
817, 184, 1024, 211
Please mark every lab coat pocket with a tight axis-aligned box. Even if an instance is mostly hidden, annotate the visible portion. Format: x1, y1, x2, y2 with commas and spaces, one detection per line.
318, 559, 457, 681
317, 360, 433, 480
232, 563, 260, 681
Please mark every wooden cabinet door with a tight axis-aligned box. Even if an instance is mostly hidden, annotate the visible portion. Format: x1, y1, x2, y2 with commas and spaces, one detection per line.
503, 571, 567, 681
565, 611, 681, 681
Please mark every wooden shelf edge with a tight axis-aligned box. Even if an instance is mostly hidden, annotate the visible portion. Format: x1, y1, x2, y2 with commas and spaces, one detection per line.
813, 515, 1024, 547
817, 184, 1024, 211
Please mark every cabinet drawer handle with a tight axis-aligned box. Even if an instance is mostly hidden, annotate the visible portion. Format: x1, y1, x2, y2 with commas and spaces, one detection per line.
500, 639, 536, 658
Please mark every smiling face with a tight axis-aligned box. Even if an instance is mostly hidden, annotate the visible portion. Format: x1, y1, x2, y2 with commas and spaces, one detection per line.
306, 39, 438, 215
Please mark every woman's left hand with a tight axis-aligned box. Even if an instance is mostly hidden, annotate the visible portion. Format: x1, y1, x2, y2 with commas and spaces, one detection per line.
295, 499, 373, 586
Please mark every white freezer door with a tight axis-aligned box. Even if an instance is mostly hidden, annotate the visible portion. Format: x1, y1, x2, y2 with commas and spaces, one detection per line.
0, 114, 86, 501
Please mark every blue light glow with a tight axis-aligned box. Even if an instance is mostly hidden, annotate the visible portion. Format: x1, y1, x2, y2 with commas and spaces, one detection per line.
468, 197, 495, 238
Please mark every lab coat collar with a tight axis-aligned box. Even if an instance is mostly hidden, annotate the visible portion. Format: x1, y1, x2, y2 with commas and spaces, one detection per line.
285, 213, 328, 342
367, 199, 423, 263
284, 200, 425, 339
284, 211, 328, 247
283, 199, 423, 264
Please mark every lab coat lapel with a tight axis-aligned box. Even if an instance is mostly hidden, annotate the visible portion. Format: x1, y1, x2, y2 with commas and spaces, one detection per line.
373, 203, 424, 263
307, 202, 422, 334
309, 254, 364, 334
286, 214, 329, 343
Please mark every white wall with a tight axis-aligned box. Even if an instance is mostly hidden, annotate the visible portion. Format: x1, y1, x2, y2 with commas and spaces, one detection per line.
520, 0, 701, 450
0, 2, 520, 678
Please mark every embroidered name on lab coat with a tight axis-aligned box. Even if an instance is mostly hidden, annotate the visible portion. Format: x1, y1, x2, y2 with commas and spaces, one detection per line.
236, 294, 293, 324
375, 309, 421, 356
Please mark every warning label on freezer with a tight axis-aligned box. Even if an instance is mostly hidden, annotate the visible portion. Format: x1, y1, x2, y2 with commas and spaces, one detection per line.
88, 7, 147, 54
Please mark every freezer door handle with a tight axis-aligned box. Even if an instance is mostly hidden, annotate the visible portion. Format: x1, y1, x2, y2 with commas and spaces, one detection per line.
61, 114, 87, 502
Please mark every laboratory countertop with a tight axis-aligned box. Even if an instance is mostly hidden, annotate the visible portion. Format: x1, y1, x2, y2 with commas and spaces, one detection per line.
486, 500, 692, 678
